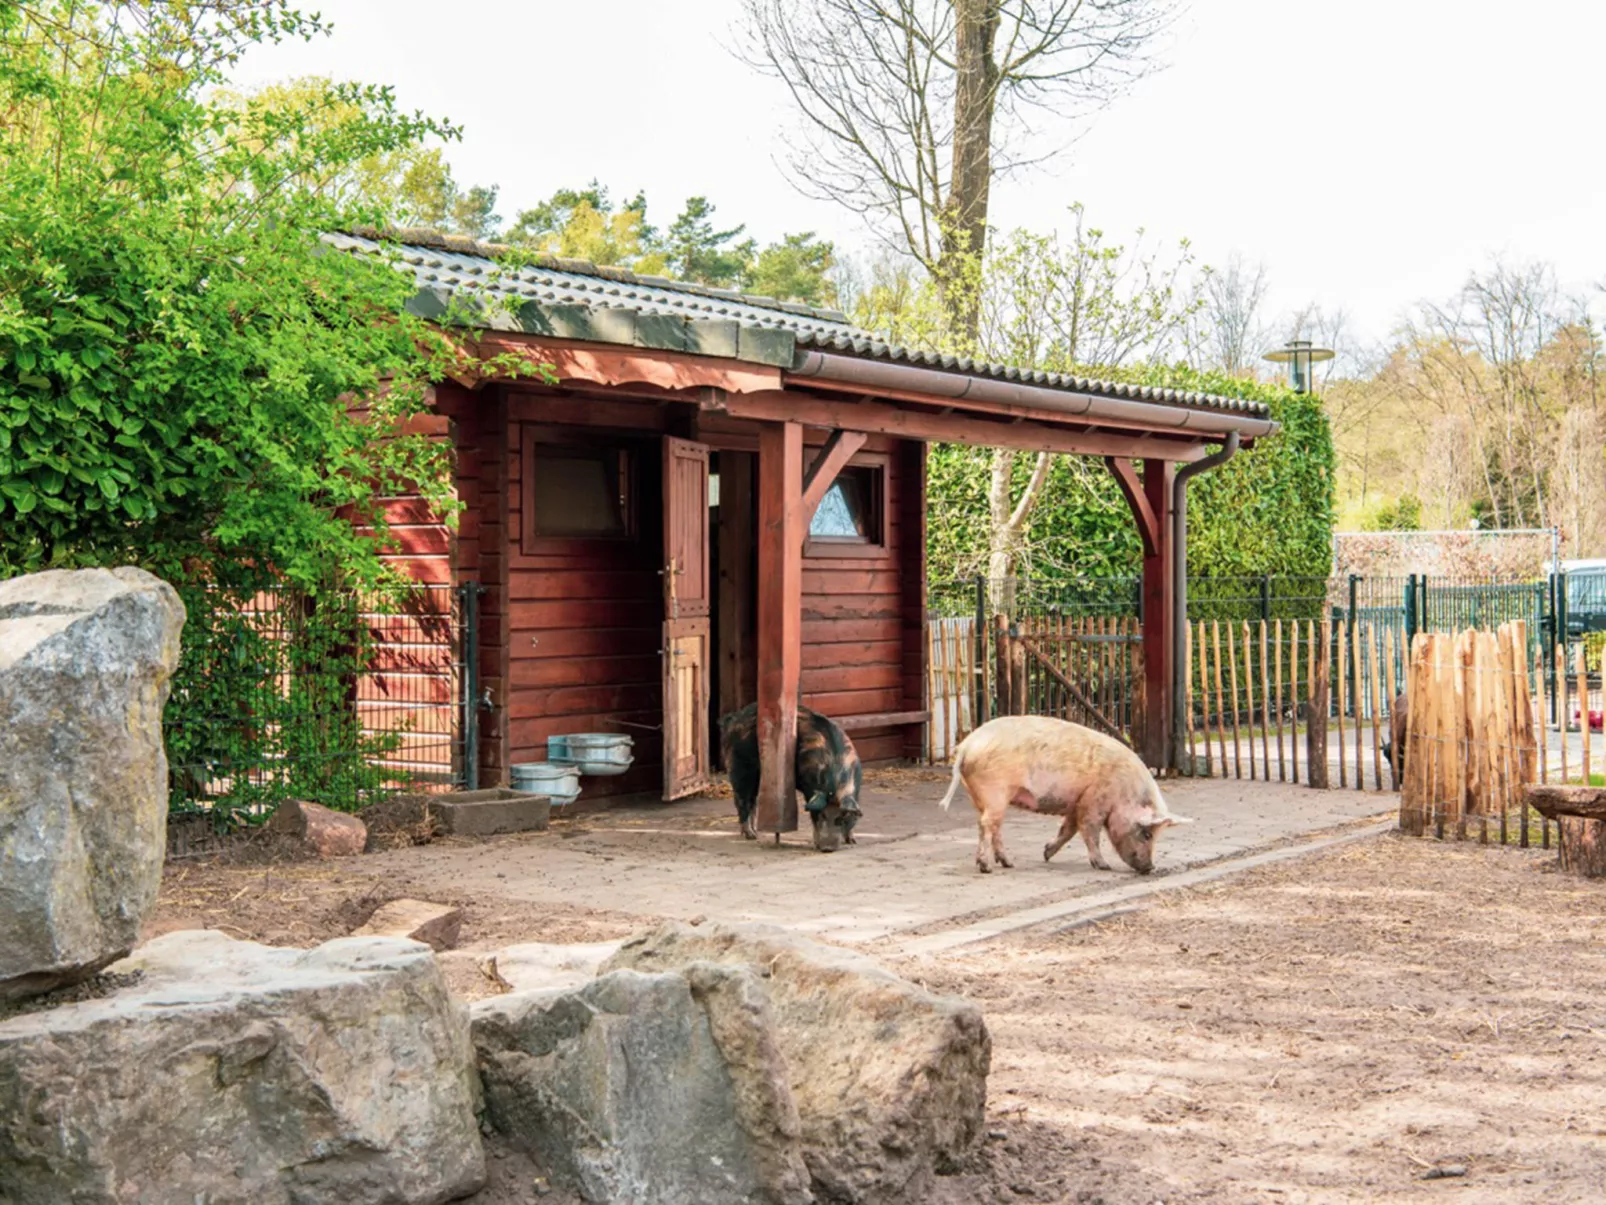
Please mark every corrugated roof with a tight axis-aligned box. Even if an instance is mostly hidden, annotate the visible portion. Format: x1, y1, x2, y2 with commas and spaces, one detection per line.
330, 228, 1271, 420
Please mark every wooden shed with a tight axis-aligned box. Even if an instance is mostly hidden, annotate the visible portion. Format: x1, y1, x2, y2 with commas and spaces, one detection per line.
336, 230, 1279, 833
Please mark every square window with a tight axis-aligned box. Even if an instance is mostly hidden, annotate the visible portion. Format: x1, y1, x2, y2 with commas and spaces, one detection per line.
528, 443, 633, 539
809, 464, 882, 544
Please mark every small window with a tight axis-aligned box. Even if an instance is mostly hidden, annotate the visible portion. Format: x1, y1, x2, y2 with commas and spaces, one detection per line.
530, 445, 633, 538
809, 465, 882, 543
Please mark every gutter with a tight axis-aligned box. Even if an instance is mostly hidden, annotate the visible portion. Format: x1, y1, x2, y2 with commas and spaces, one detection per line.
1171, 432, 1240, 772
787, 350, 1280, 440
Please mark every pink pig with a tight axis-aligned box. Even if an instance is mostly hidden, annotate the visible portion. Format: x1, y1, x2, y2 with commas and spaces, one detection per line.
938, 716, 1192, 875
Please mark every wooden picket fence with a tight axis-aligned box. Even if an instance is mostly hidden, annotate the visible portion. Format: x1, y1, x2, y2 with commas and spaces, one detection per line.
926, 616, 977, 762
1396, 622, 1579, 847
1010, 616, 1143, 748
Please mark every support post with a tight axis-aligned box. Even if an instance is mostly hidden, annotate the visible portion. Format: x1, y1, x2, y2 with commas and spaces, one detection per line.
1139, 459, 1175, 770
756, 420, 803, 834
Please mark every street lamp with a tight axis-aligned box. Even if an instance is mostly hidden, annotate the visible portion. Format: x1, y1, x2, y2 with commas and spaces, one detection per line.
1263, 339, 1335, 394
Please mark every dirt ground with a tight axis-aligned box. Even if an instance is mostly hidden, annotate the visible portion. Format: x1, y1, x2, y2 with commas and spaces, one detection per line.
147, 818, 1606, 1203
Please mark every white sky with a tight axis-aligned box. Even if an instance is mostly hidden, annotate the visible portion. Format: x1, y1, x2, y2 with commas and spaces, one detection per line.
230, 0, 1606, 355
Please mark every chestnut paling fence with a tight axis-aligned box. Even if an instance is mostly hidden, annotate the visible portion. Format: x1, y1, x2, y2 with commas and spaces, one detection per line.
925, 576, 1601, 851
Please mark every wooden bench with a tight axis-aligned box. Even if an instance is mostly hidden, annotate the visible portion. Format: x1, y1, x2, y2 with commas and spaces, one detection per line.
837, 710, 929, 733
1522, 786, 1606, 877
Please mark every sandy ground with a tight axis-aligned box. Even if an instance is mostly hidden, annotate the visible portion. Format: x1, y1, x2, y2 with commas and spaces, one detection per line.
145, 787, 1606, 1203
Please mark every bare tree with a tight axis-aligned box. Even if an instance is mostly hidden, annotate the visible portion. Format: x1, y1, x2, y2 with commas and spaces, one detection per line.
737, 0, 1175, 310
1186, 253, 1269, 375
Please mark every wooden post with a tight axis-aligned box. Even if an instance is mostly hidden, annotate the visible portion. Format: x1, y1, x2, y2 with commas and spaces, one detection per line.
1241, 621, 1255, 781
1307, 620, 1330, 789
1290, 620, 1301, 784
1385, 626, 1399, 789
994, 613, 1012, 717
1226, 621, 1242, 779
1578, 643, 1591, 784
1196, 620, 1212, 776
1212, 620, 1227, 776
1139, 459, 1175, 772
1336, 620, 1348, 788
756, 420, 802, 835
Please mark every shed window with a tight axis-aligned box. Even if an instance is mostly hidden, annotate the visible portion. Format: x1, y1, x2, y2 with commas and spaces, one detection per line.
809, 465, 882, 543
529, 445, 633, 538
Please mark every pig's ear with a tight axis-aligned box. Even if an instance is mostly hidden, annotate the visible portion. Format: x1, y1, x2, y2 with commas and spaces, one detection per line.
1157, 813, 1195, 828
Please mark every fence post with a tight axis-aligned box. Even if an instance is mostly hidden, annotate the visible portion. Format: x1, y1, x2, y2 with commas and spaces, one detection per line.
1306, 618, 1331, 788
458, 582, 483, 792
1405, 574, 1418, 654
973, 574, 989, 726
994, 613, 1012, 717
1260, 575, 1272, 622
1347, 574, 1360, 718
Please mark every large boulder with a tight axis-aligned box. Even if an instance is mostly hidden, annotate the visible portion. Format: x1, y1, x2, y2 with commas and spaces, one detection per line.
0, 567, 184, 1001
0, 930, 485, 1205
604, 923, 991, 1203
472, 963, 813, 1205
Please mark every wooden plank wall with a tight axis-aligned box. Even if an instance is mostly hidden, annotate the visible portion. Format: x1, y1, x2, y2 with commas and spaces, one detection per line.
503, 390, 669, 800
695, 413, 924, 767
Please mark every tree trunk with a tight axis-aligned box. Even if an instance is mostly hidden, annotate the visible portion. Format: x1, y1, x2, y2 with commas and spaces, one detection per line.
1559, 817, 1606, 878
939, 0, 1001, 337
986, 448, 1053, 610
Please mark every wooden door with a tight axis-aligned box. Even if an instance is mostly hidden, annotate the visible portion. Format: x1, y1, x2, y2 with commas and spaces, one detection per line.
662, 436, 712, 799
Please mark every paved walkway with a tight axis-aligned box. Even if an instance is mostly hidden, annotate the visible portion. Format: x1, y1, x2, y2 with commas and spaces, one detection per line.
368, 767, 1395, 951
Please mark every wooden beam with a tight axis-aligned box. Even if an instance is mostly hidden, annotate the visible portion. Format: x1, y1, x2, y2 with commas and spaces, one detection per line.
716, 391, 1211, 462
836, 709, 931, 732
756, 420, 804, 834
1139, 459, 1176, 771
1105, 457, 1161, 558
801, 430, 870, 528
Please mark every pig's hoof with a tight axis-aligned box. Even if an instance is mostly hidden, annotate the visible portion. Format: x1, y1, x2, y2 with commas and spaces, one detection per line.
1042, 844, 1054, 862
976, 859, 992, 874
996, 854, 1013, 869
740, 820, 758, 840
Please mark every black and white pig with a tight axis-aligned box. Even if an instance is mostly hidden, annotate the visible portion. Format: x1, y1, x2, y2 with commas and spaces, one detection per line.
718, 703, 863, 852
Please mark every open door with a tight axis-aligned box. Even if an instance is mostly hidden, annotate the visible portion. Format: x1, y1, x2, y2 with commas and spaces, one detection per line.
662, 435, 712, 799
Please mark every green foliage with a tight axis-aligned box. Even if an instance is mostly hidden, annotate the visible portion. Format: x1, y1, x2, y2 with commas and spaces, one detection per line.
504, 182, 837, 304
928, 366, 1337, 584
1362, 493, 1424, 532
0, 1, 545, 585
747, 232, 837, 306
662, 196, 753, 288
166, 583, 406, 821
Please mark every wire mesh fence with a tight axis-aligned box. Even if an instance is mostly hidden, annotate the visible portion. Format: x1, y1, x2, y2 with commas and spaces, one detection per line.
165, 581, 470, 831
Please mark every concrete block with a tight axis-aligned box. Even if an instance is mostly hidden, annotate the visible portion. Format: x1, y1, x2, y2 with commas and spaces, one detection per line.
434, 789, 549, 836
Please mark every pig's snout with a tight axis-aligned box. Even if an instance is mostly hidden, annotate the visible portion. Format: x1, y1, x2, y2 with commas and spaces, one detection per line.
810, 809, 845, 853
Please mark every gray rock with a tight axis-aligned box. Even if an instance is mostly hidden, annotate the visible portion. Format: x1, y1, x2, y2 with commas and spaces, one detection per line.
472, 964, 812, 1205
0, 929, 485, 1205
0, 567, 184, 1000
604, 923, 991, 1203
488, 939, 627, 996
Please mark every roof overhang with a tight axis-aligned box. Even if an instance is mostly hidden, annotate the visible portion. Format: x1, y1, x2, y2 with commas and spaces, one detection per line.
468, 332, 1275, 463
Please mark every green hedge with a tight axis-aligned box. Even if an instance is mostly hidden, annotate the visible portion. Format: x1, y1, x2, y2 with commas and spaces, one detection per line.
927, 366, 1336, 584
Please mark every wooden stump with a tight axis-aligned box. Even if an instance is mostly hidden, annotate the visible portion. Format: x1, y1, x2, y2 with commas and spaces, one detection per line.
1558, 817, 1606, 878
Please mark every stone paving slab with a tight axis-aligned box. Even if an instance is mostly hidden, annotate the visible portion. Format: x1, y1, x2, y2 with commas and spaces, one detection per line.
367, 770, 1395, 949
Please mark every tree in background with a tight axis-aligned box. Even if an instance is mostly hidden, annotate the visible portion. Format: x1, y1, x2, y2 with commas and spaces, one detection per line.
0, 1, 540, 583
738, 0, 1173, 304
739, 0, 1180, 580
1324, 257, 1606, 556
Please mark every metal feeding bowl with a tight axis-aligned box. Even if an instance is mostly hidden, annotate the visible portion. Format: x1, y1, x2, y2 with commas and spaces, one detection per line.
509, 761, 582, 804
548, 733, 635, 777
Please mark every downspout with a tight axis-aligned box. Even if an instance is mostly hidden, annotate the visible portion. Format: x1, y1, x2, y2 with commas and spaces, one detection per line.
1172, 432, 1240, 773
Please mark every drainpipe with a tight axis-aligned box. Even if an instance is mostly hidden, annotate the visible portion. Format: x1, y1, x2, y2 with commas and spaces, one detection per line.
1172, 432, 1240, 773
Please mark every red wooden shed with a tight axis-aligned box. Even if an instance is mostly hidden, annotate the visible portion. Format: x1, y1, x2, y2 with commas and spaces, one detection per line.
336, 230, 1279, 833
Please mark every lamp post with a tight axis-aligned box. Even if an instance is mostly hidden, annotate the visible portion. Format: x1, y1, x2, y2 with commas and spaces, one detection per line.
1263, 339, 1335, 394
